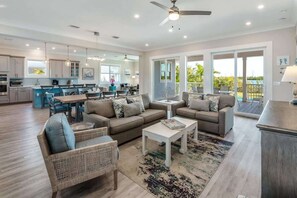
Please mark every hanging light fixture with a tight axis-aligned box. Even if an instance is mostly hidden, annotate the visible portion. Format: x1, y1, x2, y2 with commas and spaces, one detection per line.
124, 54, 128, 62
85, 48, 89, 66
44, 42, 48, 64
65, 45, 71, 66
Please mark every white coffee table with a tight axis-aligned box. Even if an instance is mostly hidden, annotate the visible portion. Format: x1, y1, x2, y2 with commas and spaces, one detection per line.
142, 117, 198, 167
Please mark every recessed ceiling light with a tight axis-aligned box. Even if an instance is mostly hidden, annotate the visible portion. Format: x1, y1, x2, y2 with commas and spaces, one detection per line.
0, 5, 7, 8
103, 54, 106, 56
169, 28, 173, 32
134, 14, 140, 19
73, 49, 77, 53
183, 35, 188, 39
145, 43, 149, 47
25, 44, 30, 47
257, 4, 264, 10
52, 47, 56, 50
245, 21, 252, 26
280, 9, 287, 13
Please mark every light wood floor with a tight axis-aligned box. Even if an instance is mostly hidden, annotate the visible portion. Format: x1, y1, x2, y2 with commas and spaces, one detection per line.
0, 103, 261, 198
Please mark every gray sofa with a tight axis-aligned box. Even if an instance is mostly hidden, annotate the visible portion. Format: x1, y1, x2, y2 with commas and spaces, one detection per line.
83, 94, 167, 145
172, 92, 235, 137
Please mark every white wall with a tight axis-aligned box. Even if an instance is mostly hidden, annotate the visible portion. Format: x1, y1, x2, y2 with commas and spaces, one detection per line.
141, 27, 296, 102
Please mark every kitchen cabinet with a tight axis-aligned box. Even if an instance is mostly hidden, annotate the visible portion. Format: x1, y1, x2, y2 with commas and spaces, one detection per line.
9, 87, 32, 103
49, 59, 79, 78
63, 61, 71, 78
9, 57, 25, 78
0, 56, 10, 72
49, 60, 63, 78
70, 61, 80, 78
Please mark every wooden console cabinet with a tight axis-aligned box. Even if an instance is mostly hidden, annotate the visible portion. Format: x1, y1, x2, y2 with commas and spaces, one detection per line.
257, 101, 297, 198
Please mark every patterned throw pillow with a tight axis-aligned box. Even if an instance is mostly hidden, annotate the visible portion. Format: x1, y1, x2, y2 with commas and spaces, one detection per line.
204, 95, 220, 112
188, 93, 204, 107
127, 95, 145, 112
112, 98, 128, 119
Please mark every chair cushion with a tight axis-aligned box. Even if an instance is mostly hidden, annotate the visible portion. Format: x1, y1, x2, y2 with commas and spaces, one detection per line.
176, 107, 197, 119
123, 103, 142, 117
76, 135, 113, 148
45, 113, 75, 154
189, 99, 210, 112
109, 116, 144, 135
138, 109, 166, 124
141, 93, 151, 109
112, 98, 128, 119
196, 111, 219, 123
52, 104, 69, 112
84, 99, 115, 118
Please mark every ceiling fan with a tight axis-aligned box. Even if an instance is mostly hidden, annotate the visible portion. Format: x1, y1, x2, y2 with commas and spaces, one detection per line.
150, 0, 212, 26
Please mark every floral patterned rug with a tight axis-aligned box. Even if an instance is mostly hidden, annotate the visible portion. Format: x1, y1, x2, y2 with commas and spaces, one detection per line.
118, 133, 233, 198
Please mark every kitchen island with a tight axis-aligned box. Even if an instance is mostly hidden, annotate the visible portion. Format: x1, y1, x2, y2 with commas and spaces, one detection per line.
32, 87, 62, 108
256, 100, 297, 198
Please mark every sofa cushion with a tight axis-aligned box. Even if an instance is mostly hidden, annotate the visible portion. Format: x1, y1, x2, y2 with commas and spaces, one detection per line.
141, 93, 151, 109
76, 135, 113, 148
204, 95, 220, 112
189, 99, 210, 112
188, 93, 204, 107
182, 92, 204, 106
123, 102, 142, 117
196, 111, 219, 123
127, 95, 145, 112
109, 116, 144, 135
206, 94, 235, 110
84, 99, 115, 118
45, 113, 75, 154
138, 109, 166, 124
176, 107, 197, 119
112, 98, 128, 119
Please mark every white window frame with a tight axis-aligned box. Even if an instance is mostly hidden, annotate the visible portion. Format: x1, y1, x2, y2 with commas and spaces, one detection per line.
100, 64, 121, 84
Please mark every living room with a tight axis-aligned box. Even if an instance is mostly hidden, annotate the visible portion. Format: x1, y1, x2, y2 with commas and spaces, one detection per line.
0, 0, 297, 198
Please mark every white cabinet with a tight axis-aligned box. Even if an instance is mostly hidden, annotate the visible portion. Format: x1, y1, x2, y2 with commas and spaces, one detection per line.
9, 57, 25, 78
70, 61, 80, 78
0, 56, 10, 72
49, 59, 79, 78
9, 87, 32, 103
49, 60, 63, 78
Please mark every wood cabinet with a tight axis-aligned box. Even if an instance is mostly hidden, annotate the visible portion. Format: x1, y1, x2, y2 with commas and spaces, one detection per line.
49, 59, 79, 78
0, 55, 10, 72
9, 57, 25, 78
9, 87, 32, 103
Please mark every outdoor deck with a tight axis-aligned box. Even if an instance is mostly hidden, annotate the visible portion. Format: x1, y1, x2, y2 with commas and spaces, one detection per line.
237, 101, 263, 115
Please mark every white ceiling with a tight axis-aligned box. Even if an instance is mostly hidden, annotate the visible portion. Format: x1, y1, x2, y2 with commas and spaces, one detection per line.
0, 0, 296, 51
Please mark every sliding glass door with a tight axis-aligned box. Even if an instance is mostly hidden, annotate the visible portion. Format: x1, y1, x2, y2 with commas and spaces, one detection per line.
212, 49, 264, 116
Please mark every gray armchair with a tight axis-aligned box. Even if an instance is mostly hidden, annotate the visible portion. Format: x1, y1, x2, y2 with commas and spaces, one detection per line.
37, 126, 118, 197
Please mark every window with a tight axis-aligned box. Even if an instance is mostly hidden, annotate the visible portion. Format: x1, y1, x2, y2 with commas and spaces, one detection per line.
27, 60, 47, 77
187, 55, 204, 92
100, 65, 121, 84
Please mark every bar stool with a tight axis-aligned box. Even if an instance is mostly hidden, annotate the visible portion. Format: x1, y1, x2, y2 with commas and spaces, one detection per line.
85, 84, 96, 88
40, 85, 54, 108
73, 84, 84, 88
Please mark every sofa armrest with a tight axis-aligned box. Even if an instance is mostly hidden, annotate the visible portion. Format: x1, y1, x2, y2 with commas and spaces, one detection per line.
83, 113, 111, 129
149, 102, 168, 111
171, 101, 186, 116
75, 127, 108, 142
219, 107, 234, 136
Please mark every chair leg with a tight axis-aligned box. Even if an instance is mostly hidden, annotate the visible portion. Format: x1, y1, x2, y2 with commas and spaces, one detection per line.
114, 169, 118, 190
52, 191, 57, 198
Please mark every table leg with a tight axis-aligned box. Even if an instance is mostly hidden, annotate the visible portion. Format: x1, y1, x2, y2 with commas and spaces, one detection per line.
142, 134, 148, 155
179, 132, 187, 154
75, 102, 80, 122
194, 123, 198, 141
165, 139, 171, 167
67, 104, 72, 122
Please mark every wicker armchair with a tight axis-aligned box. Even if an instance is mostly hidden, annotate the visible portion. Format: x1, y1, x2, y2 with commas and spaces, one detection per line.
37, 126, 118, 198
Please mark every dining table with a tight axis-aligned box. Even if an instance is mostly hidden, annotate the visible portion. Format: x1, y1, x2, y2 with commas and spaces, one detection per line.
54, 94, 88, 122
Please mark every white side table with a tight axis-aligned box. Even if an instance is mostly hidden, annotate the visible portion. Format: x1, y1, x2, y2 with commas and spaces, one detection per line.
156, 100, 181, 119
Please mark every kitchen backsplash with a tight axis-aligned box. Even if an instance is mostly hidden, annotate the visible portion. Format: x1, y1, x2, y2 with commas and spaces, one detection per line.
22, 78, 78, 86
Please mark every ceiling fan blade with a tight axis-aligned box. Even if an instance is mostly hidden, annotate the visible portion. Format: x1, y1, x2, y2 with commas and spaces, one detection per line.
150, 1, 171, 11
159, 17, 169, 26
180, 10, 212, 15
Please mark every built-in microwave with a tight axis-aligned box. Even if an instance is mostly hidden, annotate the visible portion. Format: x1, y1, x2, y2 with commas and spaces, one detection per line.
0, 74, 8, 83
0, 74, 8, 96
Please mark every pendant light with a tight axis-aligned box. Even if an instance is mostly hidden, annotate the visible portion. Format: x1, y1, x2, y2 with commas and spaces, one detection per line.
124, 54, 128, 62
85, 48, 89, 66
65, 45, 71, 66
44, 42, 48, 64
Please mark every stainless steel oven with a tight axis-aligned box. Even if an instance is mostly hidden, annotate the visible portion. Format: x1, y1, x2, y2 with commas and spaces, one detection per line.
0, 74, 8, 96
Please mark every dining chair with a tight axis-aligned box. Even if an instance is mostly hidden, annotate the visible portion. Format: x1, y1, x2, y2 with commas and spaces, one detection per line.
86, 92, 101, 100
116, 90, 128, 98
78, 87, 90, 95
45, 93, 70, 117
40, 86, 54, 108
102, 91, 116, 99
62, 88, 78, 96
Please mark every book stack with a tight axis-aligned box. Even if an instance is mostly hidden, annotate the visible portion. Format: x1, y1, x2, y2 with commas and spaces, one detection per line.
161, 118, 186, 130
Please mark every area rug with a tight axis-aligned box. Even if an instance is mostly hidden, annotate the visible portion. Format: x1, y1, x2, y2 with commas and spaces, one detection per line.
118, 133, 233, 198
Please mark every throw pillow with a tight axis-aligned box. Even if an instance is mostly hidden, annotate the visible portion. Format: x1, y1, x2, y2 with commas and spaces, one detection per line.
84, 99, 115, 118
189, 99, 210, 112
112, 98, 128, 119
188, 93, 204, 107
123, 102, 142, 117
127, 95, 145, 112
141, 93, 151, 109
205, 95, 220, 112
45, 113, 75, 154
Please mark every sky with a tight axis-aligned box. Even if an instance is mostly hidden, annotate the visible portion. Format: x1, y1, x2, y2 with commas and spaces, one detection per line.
188, 56, 264, 77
